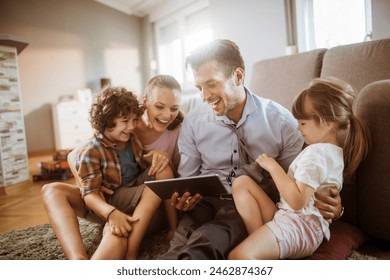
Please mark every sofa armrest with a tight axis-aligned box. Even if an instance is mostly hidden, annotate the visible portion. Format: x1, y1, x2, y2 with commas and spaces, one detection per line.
355, 79, 390, 242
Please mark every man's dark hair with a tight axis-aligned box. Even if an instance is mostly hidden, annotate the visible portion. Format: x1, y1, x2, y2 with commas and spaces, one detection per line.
185, 39, 245, 78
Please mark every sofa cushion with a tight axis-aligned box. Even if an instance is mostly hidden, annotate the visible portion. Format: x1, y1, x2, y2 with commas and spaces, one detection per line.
355, 80, 390, 242
249, 48, 326, 110
306, 220, 367, 260
180, 91, 203, 114
321, 38, 390, 94
321, 39, 390, 229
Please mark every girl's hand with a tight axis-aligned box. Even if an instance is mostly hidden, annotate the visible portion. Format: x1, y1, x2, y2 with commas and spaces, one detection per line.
255, 153, 278, 171
107, 209, 139, 237
143, 150, 170, 176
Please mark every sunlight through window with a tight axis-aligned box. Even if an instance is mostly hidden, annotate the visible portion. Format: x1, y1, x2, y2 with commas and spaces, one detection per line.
296, 0, 372, 51
155, 5, 212, 90
313, 0, 368, 48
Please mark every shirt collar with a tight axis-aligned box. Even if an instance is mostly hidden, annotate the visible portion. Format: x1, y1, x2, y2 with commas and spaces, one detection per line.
95, 133, 121, 149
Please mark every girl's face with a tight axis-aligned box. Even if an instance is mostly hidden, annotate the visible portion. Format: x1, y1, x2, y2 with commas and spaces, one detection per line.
144, 87, 181, 132
104, 114, 138, 146
296, 98, 334, 145
297, 118, 326, 145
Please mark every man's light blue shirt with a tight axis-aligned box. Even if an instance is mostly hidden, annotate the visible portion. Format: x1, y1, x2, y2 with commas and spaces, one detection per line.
178, 88, 304, 193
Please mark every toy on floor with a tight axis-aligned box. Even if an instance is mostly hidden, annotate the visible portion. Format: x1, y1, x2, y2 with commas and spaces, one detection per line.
32, 150, 74, 181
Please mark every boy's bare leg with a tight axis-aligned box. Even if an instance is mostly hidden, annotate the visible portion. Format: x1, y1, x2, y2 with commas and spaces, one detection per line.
125, 187, 161, 259
155, 166, 177, 240
163, 199, 178, 240
90, 224, 127, 259
41, 182, 89, 260
90, 189, 161, 260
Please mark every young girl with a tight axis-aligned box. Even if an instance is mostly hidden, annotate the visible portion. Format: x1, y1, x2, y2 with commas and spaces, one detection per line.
228, 77, 368, 260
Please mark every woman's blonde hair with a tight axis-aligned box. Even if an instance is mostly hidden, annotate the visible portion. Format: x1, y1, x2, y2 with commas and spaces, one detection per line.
292, 77, 368, 177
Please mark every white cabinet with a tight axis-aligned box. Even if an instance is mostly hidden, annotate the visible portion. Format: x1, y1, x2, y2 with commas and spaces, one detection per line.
52, 101, 93, 150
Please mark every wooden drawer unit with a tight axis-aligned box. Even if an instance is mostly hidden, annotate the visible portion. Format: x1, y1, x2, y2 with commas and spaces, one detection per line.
52, 101, 93, 150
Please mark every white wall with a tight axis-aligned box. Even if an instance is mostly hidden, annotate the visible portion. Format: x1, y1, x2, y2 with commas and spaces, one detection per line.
0, 0, 142, 153
371, 0, 390, 40
209, 0, 288, 85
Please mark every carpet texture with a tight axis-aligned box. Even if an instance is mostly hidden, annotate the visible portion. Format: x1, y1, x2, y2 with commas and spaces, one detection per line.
0, 219, 376, 260
0, 219, 169, 260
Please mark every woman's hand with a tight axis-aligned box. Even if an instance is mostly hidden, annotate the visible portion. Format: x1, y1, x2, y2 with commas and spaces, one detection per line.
143, 150, 170, 176
106, 209, 139, 237
314, 186, 343, 224
170, 192, 202, 212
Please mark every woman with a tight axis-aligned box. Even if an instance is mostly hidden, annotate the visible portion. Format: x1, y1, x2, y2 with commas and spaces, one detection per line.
41, 75, 183, 260
135, 75, 184, 240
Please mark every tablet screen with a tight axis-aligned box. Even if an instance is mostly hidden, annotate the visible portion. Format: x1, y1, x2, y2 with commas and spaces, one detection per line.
144, 174, 228, 199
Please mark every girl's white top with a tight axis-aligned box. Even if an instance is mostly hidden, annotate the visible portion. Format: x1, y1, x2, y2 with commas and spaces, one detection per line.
277, 143, 344, 240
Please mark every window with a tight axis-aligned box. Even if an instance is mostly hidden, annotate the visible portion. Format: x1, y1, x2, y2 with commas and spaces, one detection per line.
154, 1, 212, 90
296, 0, 372, 51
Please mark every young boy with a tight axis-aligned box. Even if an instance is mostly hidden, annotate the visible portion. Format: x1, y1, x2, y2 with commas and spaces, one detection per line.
75, 86, 173, 259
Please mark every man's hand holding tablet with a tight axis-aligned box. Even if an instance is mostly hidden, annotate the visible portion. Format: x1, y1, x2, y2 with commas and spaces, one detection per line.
144, 174, 227, 211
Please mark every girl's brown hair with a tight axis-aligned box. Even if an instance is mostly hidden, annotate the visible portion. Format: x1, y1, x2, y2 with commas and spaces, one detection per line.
90, 86, 144, 133
292, 77, 368, 177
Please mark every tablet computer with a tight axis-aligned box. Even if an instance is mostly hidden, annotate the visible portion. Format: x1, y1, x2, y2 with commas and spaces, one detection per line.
144, 174, 228, 199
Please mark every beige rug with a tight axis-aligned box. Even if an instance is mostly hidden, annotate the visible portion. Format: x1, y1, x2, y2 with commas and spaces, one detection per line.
0, 219, 169, 260
0, 219, 376, 260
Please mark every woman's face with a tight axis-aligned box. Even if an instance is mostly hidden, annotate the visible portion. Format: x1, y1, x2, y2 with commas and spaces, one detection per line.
144, 87, 181, 132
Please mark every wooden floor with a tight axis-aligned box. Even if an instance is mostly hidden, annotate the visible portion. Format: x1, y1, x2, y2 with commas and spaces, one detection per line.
0, 153, 76, 234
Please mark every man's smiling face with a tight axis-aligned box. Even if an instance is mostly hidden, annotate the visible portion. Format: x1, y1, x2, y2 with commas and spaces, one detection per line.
193, 60, 239, 116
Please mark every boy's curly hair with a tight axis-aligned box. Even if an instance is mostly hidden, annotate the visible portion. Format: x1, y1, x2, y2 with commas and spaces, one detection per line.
90, 86, 144, 133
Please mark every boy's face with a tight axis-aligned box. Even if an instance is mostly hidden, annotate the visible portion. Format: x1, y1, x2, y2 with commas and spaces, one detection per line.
104, 114, 139, 147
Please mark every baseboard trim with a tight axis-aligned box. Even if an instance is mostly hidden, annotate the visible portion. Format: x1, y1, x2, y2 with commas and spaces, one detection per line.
28, 149, 56, 157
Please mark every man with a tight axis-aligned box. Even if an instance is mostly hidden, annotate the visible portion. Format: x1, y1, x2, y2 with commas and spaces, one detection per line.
161, 39, 342, 260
